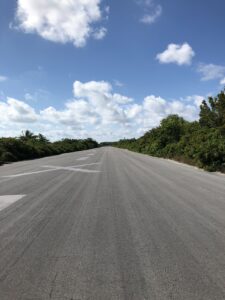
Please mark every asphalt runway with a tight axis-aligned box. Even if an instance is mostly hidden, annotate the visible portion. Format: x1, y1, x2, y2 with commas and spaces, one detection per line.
0, 147, 225, 299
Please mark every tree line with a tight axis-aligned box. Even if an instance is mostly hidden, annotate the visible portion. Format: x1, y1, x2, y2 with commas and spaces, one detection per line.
0, 131, 98, 165
113, 89, 225, 172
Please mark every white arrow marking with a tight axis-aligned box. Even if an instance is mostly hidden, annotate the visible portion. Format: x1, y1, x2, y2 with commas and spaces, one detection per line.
0, 195, 25, 212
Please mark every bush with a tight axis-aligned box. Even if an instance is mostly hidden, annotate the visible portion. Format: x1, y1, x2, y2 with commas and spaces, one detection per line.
0, 134, 98, 165
113, 89, 225, 172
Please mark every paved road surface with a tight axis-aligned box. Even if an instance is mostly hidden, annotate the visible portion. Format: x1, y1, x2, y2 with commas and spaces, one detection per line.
0, 147, 225, 300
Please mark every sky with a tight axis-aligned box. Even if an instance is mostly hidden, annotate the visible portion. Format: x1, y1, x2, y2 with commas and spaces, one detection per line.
0, 0, 225, 142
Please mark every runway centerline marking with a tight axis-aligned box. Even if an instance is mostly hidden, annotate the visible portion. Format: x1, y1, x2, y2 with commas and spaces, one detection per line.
0, 195, 26, 211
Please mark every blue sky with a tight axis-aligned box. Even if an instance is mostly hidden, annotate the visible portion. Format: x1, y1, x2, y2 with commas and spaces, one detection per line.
0, 0, 225, 141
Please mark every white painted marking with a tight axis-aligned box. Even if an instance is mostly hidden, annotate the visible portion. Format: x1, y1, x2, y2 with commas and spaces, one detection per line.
0, 195, 25, 211
2, 169, 60, 178
2, 162, 101, 178
42, 165, 100, 173
43, 162, 100, 169
71, 162, 100, 167
72, 168, 100, 173
76, 157, 89, 161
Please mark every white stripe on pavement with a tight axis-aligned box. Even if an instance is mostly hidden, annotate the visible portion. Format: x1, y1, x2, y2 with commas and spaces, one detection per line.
2, 163, 101, 178
2, 169, 60, 178
76, 157, 89, 161
0, 195, 25, 211
41, 165, 100, 173
43, 162, 100, 169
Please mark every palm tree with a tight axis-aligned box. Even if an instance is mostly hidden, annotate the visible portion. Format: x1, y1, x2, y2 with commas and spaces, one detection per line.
38, 134, 49, 143
20, 130, 37, 142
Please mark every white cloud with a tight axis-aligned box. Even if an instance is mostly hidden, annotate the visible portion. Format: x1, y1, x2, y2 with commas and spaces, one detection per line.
72, 80, 134, 125
73, 80, 112, 98
0, 97, 38, 123
136, 0, 162, 24
0, 76, 8, 82
186, 95, 204, 107
156, 43, 195, 65
24, 93, 33, 101
24, 89, 51, 103
141, 95, 198, 130
0, 81, 201, 141
220, 78, 225, 85
140, 5, 162, 24
114, 80, 124, 87
15, 0, 108, 47
125, 104, 142, 119
197, 63, 225, 81
92, 27, 107, 40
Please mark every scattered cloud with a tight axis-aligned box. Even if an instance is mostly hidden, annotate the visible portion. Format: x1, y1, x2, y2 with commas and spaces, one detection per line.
105, 6, 110, 15
15, 0, 108, 47
24, 93, 34, 101
114, 80, 124, 87
136, 0, 162, 24
24, 89, 51, 103
220, 77, 225, 85
92, 27, 107, 40
140, 5, 162, 24
0, 75, 8, 82
156, 43, 195, 66
0, 80, 201, 141
197, 63, 225, 81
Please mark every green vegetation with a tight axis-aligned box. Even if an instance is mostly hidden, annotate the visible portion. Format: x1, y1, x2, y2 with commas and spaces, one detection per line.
2, 90, 225, 171
114, 89, 225, 172
0, 130, 98, 165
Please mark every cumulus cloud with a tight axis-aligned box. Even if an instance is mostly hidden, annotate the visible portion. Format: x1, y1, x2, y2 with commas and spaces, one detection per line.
0, 75, 8, 82
0, 97, 38, 123
220, 78, 225, 85
186, 95, 204, 107
72, 80, 134, 125
140, 95, 198, 131
15, 0, 108, 47
156, 43, 195, 65
197, 63, 225, 81
0, 80, 201, 141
